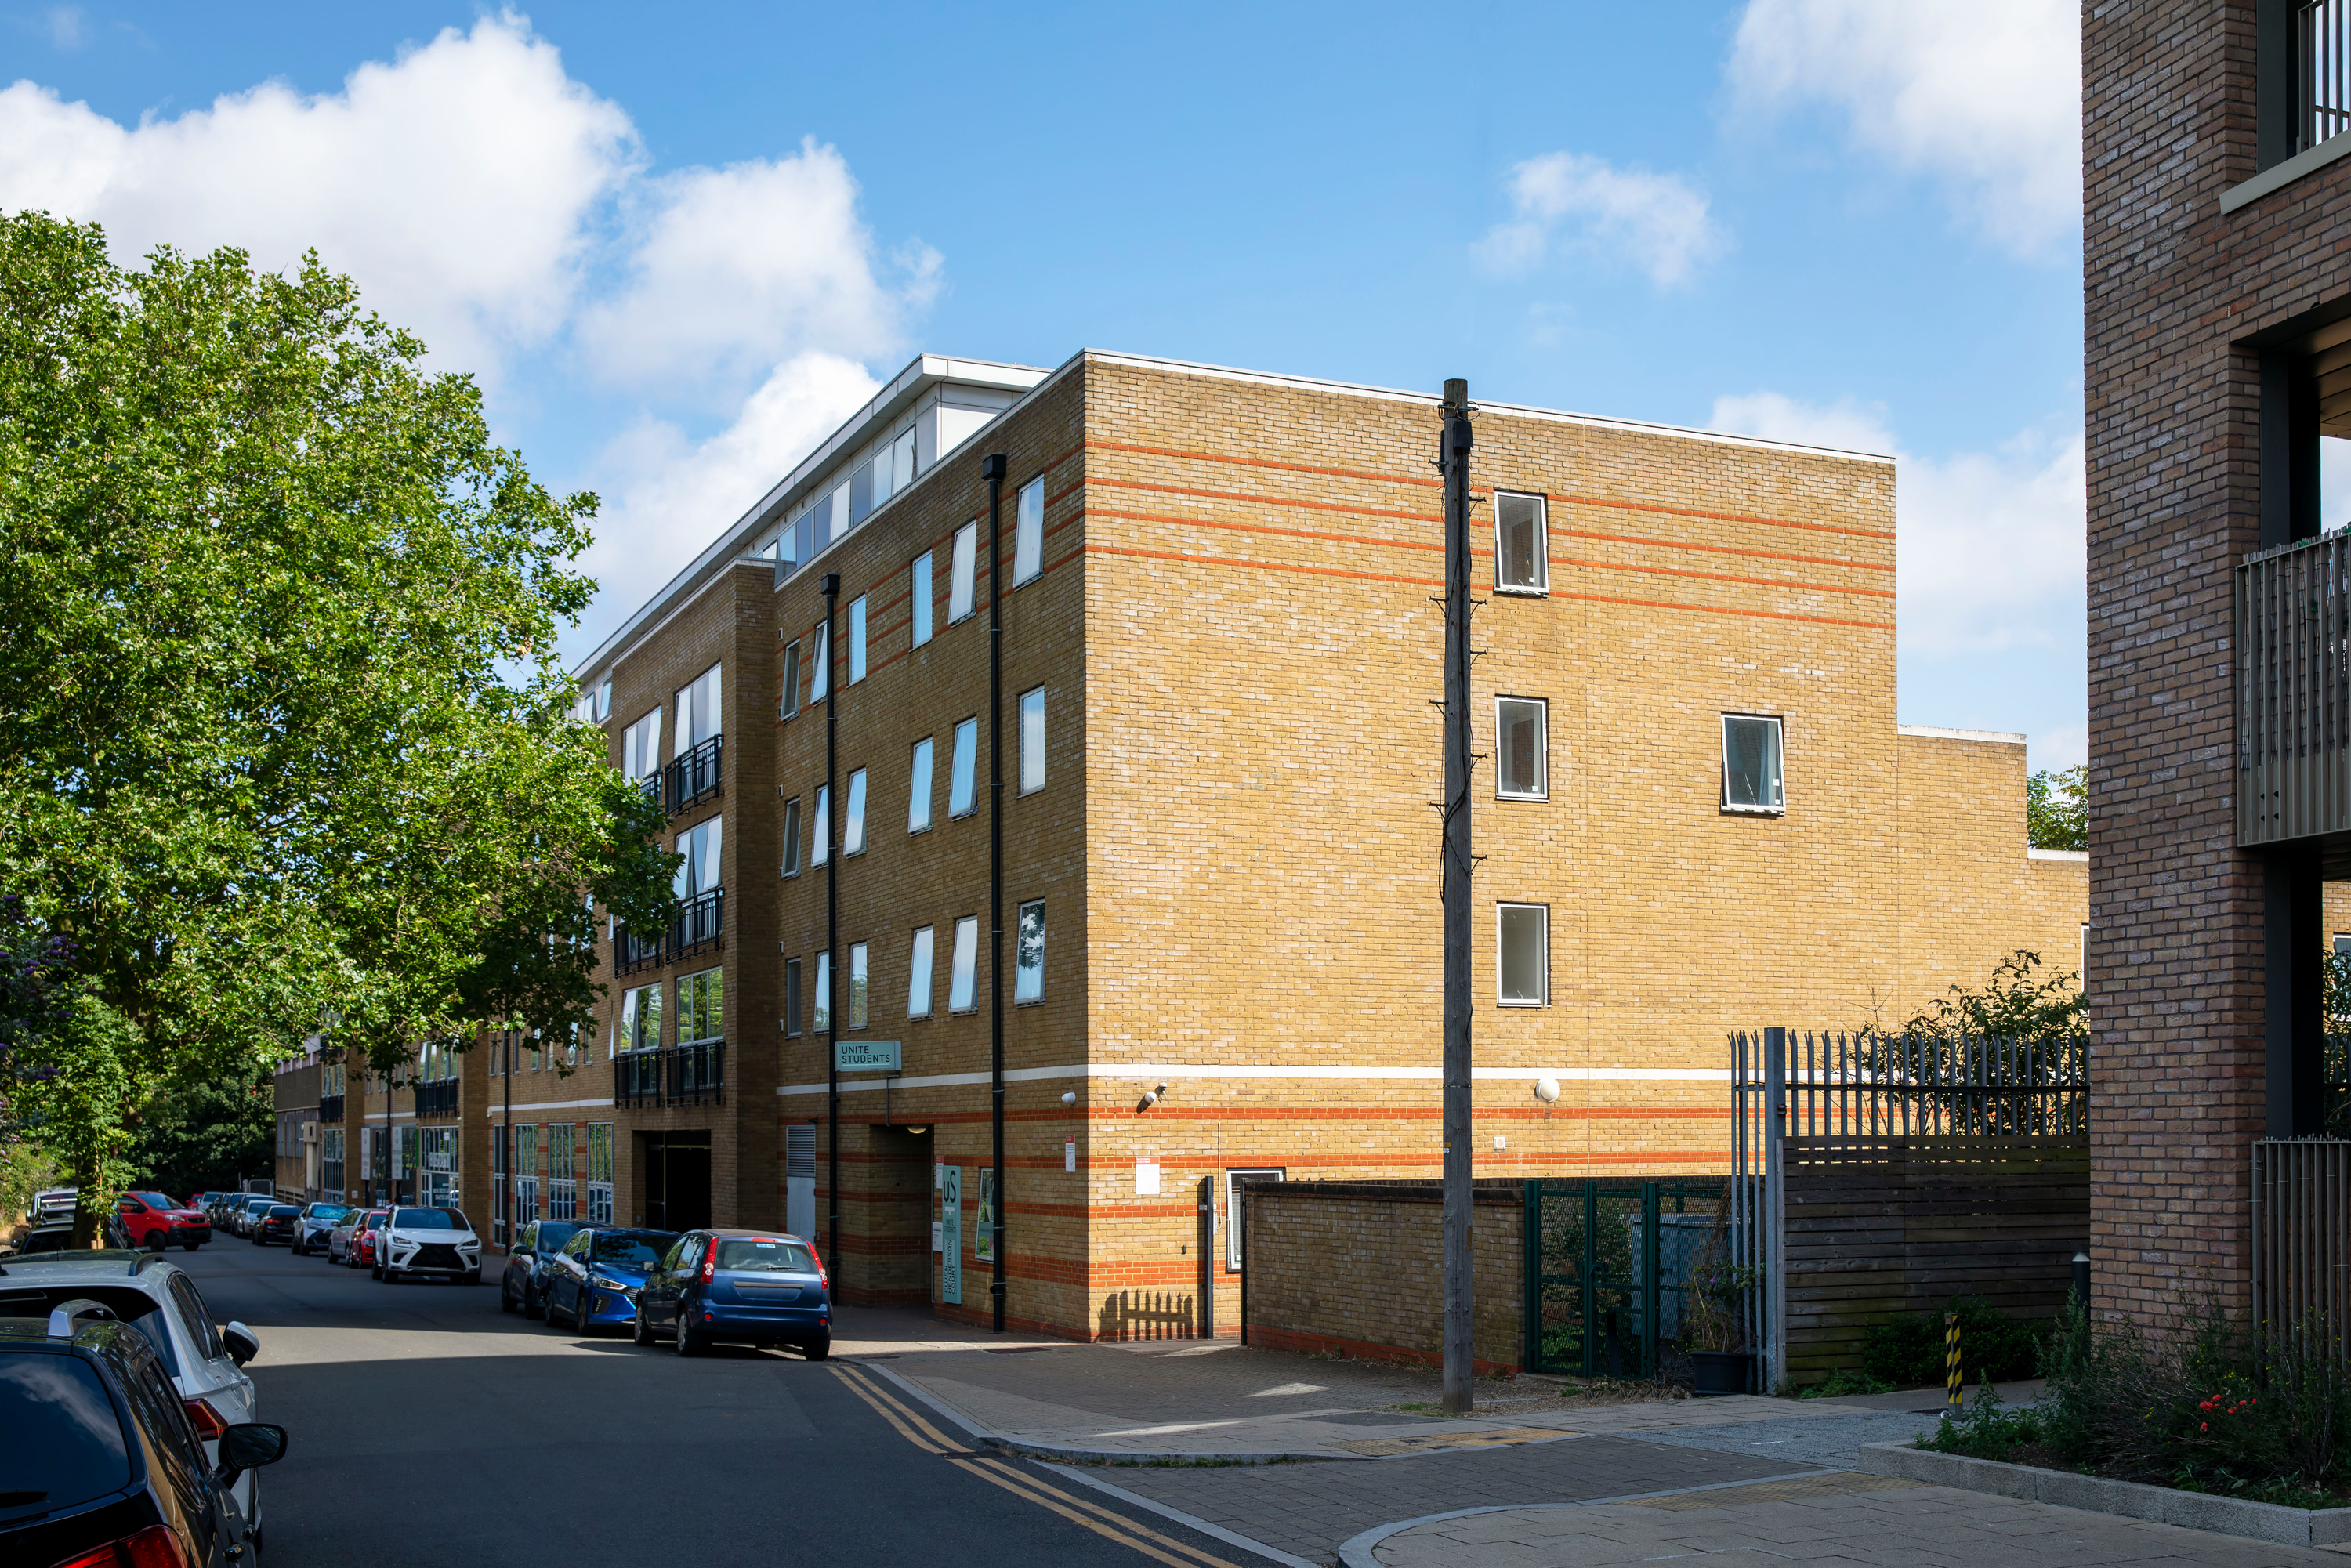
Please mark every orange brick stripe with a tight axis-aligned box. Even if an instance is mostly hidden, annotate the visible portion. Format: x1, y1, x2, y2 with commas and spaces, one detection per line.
1085, 436, 1444, 491
1559, 527, 1895, 575
1556, 554, 1896, 602
1090, 505, 1439, 556
1553, 491, 1894, 543
1088, 475, 1442, 526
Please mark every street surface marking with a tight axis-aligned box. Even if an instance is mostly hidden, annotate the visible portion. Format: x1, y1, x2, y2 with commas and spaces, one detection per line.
840, 1364, 976, 1452
831, 1365, 966, 1454
949, 1456, 1242, 1568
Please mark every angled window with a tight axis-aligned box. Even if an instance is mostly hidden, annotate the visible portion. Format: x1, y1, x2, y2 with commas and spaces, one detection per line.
951, 521, 978, 621
908, 737, 935, 833
1494, 491, 1548, 593
1015, 901, 1045, 1003
908, 925, 935, 1019
672, 817, 722, 897
1722, 714, 1786, 814
1497, 904, 1548, 1006
827, 483, 850, 541
621, 708, 662, 788
813, 951, 831, 1034
849, 942, 869, 1030
621, 983, 663, 1052
780, 640, 802, 719
1015, 475, 1045, 584
950, 915, 980, 1012
676, 664, 721, 750
781, 796, 802, 877
811, 784, 831, 866
678, 966, 723, 1045
848, 596, 868, 683
845, 768, 868, 855
1020, 687, 1045, 794
950, 716, 979, 817
1494, 697, 1548, 800
911, 552, 935, 648
810, 621, 830, 703
596, 679, 613, 722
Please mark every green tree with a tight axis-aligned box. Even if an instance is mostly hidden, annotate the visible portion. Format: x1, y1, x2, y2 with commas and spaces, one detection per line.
2027, 763, 2088, 851
119, 1071, 273, 1201
0, 212, 675, 1244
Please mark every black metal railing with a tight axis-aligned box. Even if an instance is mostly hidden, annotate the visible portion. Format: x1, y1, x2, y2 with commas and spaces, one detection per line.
317, 1094, 344, 1124
616, 926, 665, 975
616, 1050, 663, 1107
668, 1040, 725, 1106
2302, 0, 2351, 151
674, 886, 723, 958
666, 735, 723, 813
412, 1080, 460, 1120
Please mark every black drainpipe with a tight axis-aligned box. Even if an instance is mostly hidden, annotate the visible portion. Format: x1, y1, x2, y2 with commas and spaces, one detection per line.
820, 571, 842, 1265
982, 452, 1008, 1334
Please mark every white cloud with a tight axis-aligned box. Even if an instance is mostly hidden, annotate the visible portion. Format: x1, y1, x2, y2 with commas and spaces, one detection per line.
2032, 723, 2088, 772
41, 7, 85, 49
1709, 391, 2085, 658
1476, 151, 1727, 289
1726, 0, 2081, 255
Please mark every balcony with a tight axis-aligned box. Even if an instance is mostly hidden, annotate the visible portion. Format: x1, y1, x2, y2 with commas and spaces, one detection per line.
317, 1093, 344, 1124
613, 1042, 725, 1108
616, 925, 665, 976
2301, 0, 2351, 153
616, 1049, 663, 1108
412, 1080, 460, 1120
666, 734, 723, 813
674, 886, 723, 960
2238, 532, 2351, 846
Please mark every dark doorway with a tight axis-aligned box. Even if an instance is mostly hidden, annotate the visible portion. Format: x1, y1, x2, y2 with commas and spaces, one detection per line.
643, 1132, 712, 1232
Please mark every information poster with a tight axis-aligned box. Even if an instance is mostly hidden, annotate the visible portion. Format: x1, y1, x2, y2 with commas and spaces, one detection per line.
974, 1170, 995, 1264
940, 1165, 962, 1305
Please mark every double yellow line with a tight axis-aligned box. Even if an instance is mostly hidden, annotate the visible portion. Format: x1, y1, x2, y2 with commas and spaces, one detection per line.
829, 1364, 1245, 1568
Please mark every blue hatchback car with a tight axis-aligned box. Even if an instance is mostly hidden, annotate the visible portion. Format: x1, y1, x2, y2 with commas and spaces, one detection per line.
542, 1227, 676, 1335
633, 1229, 831, 1359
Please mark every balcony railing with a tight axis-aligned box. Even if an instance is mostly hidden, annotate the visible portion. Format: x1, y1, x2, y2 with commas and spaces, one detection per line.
317, 1093, 344, 1124
2301, 0, 2351, 152
666, 734, 723, 813
616, 925, 665, 976
616, 1049, 664, 1107
412, 1080, 460, 1120
675, 886, 723, 959
2239, 533, 2351, 846
614, 1042, 725, 1108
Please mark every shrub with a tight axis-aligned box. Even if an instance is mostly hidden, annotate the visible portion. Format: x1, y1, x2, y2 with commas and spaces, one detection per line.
1799, 1368, 1893, 1400
1863, 1297, 2048, 1389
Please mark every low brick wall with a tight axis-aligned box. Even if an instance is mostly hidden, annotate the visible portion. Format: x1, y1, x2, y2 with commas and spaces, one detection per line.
1241, 1180, 1525, 1376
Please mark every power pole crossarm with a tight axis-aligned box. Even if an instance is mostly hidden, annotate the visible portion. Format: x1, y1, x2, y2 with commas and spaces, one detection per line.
1439, 378, 1476, 1415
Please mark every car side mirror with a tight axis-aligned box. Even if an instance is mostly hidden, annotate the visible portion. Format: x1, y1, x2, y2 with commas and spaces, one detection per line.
214, 1422, 287, 1485
221, 1321, 260, 1365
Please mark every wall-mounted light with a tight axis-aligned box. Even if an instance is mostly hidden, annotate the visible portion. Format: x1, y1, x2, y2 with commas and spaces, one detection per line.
1060, 1091, 1077, 1106
1138, 1082, 1168, 1110
904, 1126, 928, 1135
1534, 1077, 1561, 1103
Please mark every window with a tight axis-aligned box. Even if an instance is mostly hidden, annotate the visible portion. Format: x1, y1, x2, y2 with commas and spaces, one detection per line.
908, 737, 934, 832
621, 708, 662, 787
1020, 687, 1045, 794
1495, 697, 1548, 799
848, 596, 868, 683
911, 552, 935, 648
678, 967, 723, 1044
1497, 904, 1549, 1005
1016, 900, 1045, 1003
951, 717, 978, 817
784, 957, 802, 1037
810, 621, 830, 703
1014, 475, 1045, 584
812, 784, 831, 865
951, 521, 978, 621
813, 951, 831, 1033
908, 925, 935, 1018
849, 943, 869, 1030
781, 796, 802, 876
596, 679, 612, 721
781, 641, 801, 718
676, 664, 721, 751
845, 768, 868, 855
827, 483, 850, 541
1494, 492, 1547, 592
1722, 715, 1786, 813
850, 460, 873, 526
621, 984, 663, 1052
674, 816, 723, 898
951, 916, 980, 1012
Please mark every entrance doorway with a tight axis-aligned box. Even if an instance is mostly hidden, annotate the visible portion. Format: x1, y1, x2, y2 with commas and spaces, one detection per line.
643, 1132, 712, 1231
868, 1124, 932, 1305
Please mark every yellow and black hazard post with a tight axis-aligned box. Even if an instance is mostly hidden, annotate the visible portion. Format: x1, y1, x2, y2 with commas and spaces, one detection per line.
1945, 1313, 1962, 1408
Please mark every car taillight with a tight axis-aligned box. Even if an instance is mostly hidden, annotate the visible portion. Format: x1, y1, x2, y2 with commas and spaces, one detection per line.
51, 1523, 193, 1568
700, 1245, 716, 1286
182, 1396, 227, 1440
813, 1249, 829, 1291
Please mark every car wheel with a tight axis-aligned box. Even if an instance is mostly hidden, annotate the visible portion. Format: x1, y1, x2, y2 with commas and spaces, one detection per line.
182, 1238, 200, 1251
523, 1286, 545, 1321
802, 1335, 831, 1362
675, 1310, 702, 1357
633, 1305, 653, 1347
371, 1263, 385, 1280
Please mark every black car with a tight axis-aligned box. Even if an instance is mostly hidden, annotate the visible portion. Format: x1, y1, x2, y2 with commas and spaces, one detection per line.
249, 1206, 299, 1246
498, 1219, 581, 1320
0, 1302, 285, 1566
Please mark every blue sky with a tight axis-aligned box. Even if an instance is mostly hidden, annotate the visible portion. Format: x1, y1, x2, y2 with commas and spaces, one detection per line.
0, 2, 2089, 767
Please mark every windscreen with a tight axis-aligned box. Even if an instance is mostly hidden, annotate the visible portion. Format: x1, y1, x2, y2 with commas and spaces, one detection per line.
0, 1354, 132, 1523
267, 1206, 298, 1218
592, 1232, 676, 1268
393, 1208, 465, 1230
131, 1193, 176, 1210
714, 1238, 817, 1273
535, 1223, 580, 1252
307, 1207, 351, 1222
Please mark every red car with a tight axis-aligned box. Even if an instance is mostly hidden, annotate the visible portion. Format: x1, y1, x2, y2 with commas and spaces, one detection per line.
335, 1208, 389, 1269
112, 1191, 210, 1251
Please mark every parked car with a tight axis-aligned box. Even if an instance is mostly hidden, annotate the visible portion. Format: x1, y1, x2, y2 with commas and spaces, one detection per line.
0, 1305, 283, 1568
328, 1209, 388, 1269
113, 1192, 212, 1251
634, 1229, 831, 1359
249, 1205, 300, 1246
29, 1186, 78, 1226
8, 1221, 76, 1255
0, 1246, 273, 1541
236, 1196, 276, 1237
289, 1204, 352, 1256
498, 1219, 581, 1319
374, 1206, 482, 1284
542, 1227, 676, 1334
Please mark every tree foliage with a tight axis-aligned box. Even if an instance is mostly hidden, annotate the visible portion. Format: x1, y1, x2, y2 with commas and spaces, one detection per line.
0, 212, 674, 1231
2027, 764, 2087, 852
1899, 948, 2086, 1046
120, 1072, 273, 1201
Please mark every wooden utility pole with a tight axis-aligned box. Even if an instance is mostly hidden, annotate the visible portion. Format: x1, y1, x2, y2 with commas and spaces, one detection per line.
1439, 378, 1476, 1413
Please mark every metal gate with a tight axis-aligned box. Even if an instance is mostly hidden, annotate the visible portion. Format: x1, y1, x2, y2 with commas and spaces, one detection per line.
1522, 1178, 1728, 1378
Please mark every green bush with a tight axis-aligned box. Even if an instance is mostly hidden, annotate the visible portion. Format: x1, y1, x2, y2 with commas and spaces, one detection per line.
1799, 1368, 1893, 1400
1863, 1297, 2049, 1389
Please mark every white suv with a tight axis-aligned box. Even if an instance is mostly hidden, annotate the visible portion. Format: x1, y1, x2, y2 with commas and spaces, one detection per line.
376, 1205, 484, 1284
0, 1248, 269, 1544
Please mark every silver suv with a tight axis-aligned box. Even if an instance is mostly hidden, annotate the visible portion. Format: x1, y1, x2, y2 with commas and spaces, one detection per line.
375, 1206, 483, 1284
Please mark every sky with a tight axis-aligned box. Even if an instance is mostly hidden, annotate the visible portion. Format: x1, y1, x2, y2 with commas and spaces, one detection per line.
0, 1, 2092, 769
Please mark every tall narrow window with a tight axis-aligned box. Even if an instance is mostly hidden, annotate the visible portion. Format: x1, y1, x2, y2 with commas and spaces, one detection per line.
673, 817, 723, 897
911, 552, 935, 647
678, 966, 724, 1044
1494, 697, 1548, 800
890, 426, 917, 493
950, 717, 978, 817
849, 943, 869, 1030
675, 664, 721, 751
621, 709, 662, 788
812, 784, 831, 866
908, 737, 935, 832
621, 983, 663, 1052
845, 768, 868, 855
850, 460, 873, 526
951, 521, 978, 621
596, 679, 612, 721
1015, 475, 1045, 584
828, 483, 850, 541
813, 951, 831, 1033
780, 641, 802, 719
784, 957, 802, 1037
810, 621, 830, 702
1020, 686, 1045, 794
1494, 492, 1548, 593
1721, 715, 1786, 814
1497, 904, 1549, 1005
1016, 900, 1045, 1003
908, 925, 935, 1018
848, 596, 868, 683
951, 916, 980, 1012
781, 797, 802, 877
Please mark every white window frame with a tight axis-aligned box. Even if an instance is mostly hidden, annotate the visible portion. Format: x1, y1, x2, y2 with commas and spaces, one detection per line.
849, 942, 869, 1030
848, 596, 868, 683
951, 521, 979, 622
622, 708, 662, 786
1014, 475, 1045, 584
908, 737, 934, 833
1495, 902, 1549, 1007
813, 951, 831, 1034
780, 640, 801, 719
1020, 686, 1045, 795
1720, 713, 1787, 816
1225, 1168, 1286, 1271
950, 717, 979, 817
1492, 491, 1549, 595
781, 796, 802, 877
810, 621, 830, 703
812, 784, 831, 866
1015, 900, 1045, 1004
911, 552, 934, 648
950, 916, 980, 1012
908, 925, 935, 1019
675, 664, 722, 753
1494, 696, 1549, 801
845, 769, 868, 856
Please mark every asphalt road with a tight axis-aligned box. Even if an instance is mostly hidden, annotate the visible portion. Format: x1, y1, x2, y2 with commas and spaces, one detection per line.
172, 1239, 1261, 1568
